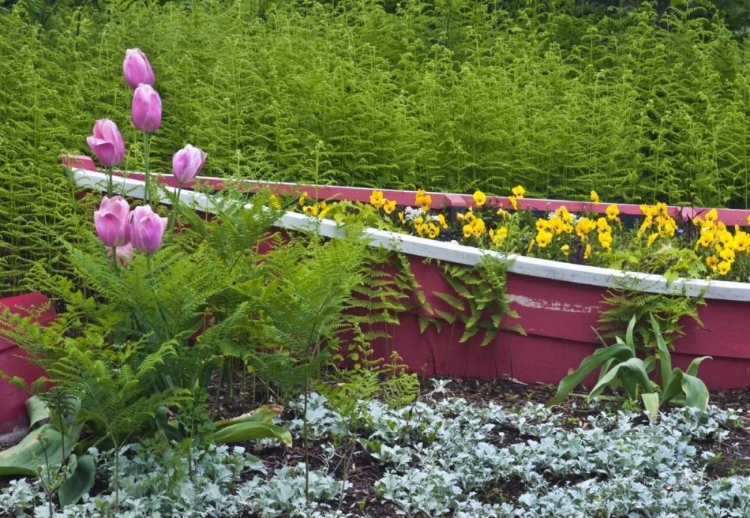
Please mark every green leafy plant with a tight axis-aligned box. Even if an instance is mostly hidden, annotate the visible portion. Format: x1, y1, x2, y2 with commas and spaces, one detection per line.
548, 314, 711, 419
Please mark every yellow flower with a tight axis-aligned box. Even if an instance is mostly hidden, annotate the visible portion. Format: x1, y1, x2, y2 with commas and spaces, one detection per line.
473, 190, 487, 207
605, 204, 620, 220
508, 196, 518, 211
596, 217, 611, 234
490, 226, 508, 247
512, 185, 525, 198
590, 190, 600, 204
414, 216, 424, 226
718, 261, 732, 276
398, 211, 406, 225
269, 195, 282, 210
496, 208, 508, 218
706, 255, 719, 268
427, 222, 440, 239
598, 231, 613, 250
472, 218, 486, 235
370, 190, 386, 209
536, 219, 550, 232
720, 248, 736, 263
298, 192, 308, 206
584, 244, 592, 260
705, 209, 718, 223
383, 199, 397, 215
536, 230, 553, 248
415, 189, 432, 211
718, 230, 733, 246
438, 214, 448, 229
746, 214, 750, 227
575, 218, 595, 239
647, 233, 659, 247
555, 206, 574, 223
561, 244, 570, 255
697, 230, 715, 248
318, 202, 329, 218
463, 224, 473, 238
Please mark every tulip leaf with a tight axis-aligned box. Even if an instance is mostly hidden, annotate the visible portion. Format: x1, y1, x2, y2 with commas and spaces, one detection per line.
58, 454, 96, 507
211, 421, 292, 447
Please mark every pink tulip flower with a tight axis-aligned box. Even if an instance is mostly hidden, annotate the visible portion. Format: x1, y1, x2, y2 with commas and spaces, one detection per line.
94, 196, 131, 248
107, 243, 134, 267
123, 48, 155, 90
172, 144, 207, 184
130, 205, 168, 254
86, 119, 126, 168
132, 84, 162, 134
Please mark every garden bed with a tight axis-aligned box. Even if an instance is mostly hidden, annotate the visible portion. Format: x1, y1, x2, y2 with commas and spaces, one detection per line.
64, 158, 750, 390
2, 374, 750, 517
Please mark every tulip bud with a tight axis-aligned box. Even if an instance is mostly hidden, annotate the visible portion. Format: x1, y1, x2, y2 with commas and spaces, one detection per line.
130, 205, 168, 254
86, 119, 126, 168
107, 243, 134, 267
132, 84, 162, 133
172, 144, 207, 184
94, 196, 131, 248
123, 48, 155, 90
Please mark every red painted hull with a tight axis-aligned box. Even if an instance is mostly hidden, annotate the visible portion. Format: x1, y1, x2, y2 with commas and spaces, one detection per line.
0, 293, 55, 434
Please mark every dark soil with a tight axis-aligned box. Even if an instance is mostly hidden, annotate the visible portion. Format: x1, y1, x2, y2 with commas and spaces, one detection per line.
3, 376, 750, 517
205, 375, 750, 517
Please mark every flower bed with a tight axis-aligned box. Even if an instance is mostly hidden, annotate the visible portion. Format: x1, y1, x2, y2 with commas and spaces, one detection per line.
63, 157, 750, 390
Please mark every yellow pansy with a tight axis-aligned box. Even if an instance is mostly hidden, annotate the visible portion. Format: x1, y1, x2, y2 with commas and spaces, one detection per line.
536, 230, 553, 248
398, 211, 406, 225
438, 214, 448, 229
472, 218, 486, 235
299, 192, 308, 206
473, 190, 487, 207
647, 233, 659, 247
490, 226, 508, 247
383, 199, 397, 215
370, 190, 386, 209
590, 190, 600, 204
598, 231, 613, 250
427, 222, 440, 239
584, 244, 592, 260
605, 204, 620, 220
512, 185, 525, 198
508, 196, 518, 211
706, 255, 719, 268
720, 248, 736, 263
561, 244, 570, 255
718, 261, 732, 276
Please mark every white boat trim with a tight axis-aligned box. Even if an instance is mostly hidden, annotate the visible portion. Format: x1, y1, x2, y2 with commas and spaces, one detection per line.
70, 168, 749, 302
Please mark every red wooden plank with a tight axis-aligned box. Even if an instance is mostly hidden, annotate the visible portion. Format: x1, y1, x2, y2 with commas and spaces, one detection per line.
0, 293, 55, 434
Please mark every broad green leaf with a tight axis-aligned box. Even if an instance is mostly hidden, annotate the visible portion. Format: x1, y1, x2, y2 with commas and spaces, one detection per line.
214, 405, 283, 429
25, 396, 50, 430
649, 314, 672, 386
0, 424, 80, 476
682, 374, 710, 410
686, 356, 712, 377
625, 315, 637, 353
58, 454, 95, 507
211, 421, 292, 446
661, 368, 684, 405
547, 343, 634, 406
589, 358, 651, 401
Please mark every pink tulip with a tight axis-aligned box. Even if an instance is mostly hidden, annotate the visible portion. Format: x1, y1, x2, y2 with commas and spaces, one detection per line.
130, 205, 168, 254
107, 243, 134, 267
132, 84, 162, 133
123, 48, 155, 90
86, 119, 126, 168
94, 196, 131, 248
172, 145, 207, 184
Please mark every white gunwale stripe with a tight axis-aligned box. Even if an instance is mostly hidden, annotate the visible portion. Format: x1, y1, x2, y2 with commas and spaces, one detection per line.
70, 169, 749, 302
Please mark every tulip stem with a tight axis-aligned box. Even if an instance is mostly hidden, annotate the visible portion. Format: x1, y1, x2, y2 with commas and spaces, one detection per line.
167, 185, 182, 244
106, 167, 113, 197
111, 246, 119, 271
143, 133, 151, 207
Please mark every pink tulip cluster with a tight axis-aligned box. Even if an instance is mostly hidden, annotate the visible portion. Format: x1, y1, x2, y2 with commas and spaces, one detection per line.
95, 196, 168, 260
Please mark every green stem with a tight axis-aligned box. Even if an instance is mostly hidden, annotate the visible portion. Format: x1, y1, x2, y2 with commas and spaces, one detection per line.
111, 246, 119, 272
143, 133, 151, 207
147, 253, 153, 274
106, 166, 113, 197
167, 185, 182, 244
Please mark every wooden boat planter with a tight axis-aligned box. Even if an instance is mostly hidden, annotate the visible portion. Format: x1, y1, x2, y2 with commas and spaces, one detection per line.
56, 155, 750, 392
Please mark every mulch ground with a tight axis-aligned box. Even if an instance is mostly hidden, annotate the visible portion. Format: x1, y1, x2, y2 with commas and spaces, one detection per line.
207, 375, 750, 517
3, 375, 750, 517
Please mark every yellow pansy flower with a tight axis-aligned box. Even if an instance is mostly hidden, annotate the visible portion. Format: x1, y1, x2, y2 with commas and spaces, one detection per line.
370, 190, 386, 209
383, 199, 397, 215
605, 204, 620, 220
647, 233, 659, 247
561, 244, 570, 255
584, 244, 592, 260
536, 230, 553, 248
472, 218, 486, 235
299, 192, 308, 206
720, 248, 736, 263
438, 214, 448, 229
512, 185, 525, 198
473, 190, 487, 207
718, 261, 732, 276
508, 196, 518, 211
590, 190, 600, 204
706, 255, 719, 268
398, 211, 406, 225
